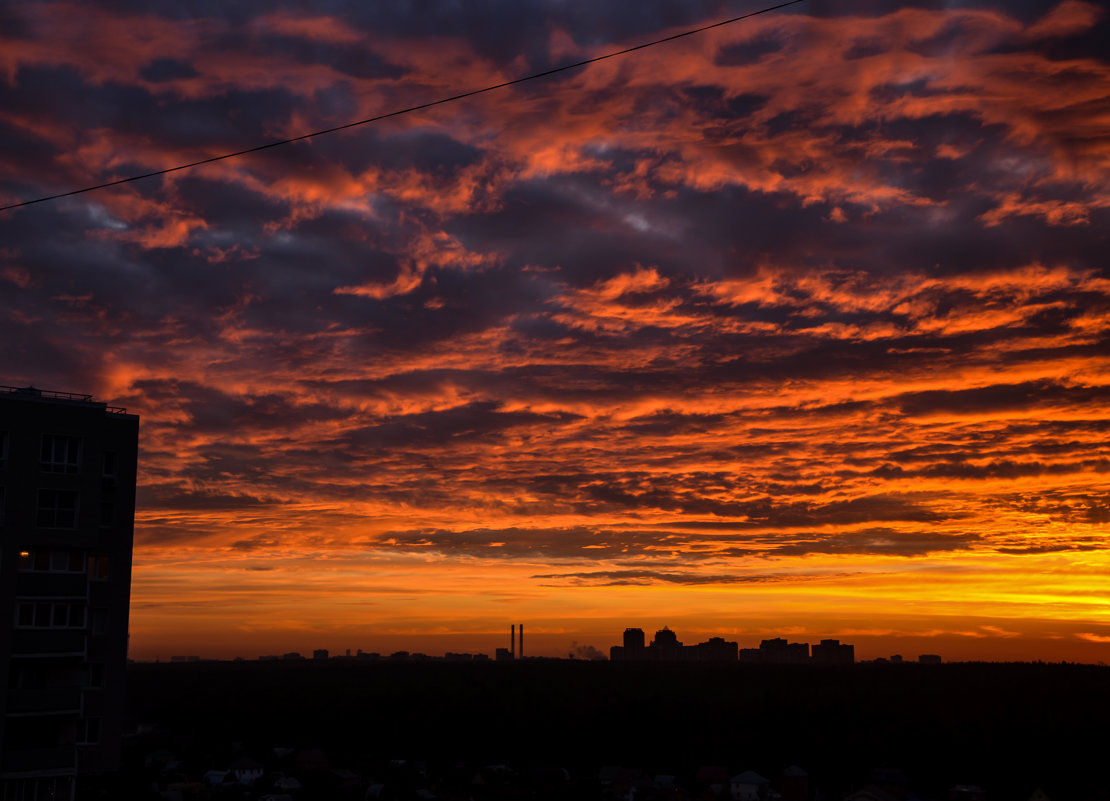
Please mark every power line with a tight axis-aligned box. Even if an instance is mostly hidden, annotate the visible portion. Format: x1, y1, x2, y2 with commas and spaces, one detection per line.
0, 0, 803, 213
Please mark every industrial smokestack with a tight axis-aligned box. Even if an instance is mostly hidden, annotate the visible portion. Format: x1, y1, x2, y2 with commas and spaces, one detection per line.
511, 624, 516, 659
519, 625, 524, 658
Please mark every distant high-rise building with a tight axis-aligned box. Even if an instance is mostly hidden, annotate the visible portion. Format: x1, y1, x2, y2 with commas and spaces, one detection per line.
623, 627, 645, 652
650, 627, 683, 661
759, 637, 810, 663
612, 627, 647, 662
692, 636, 738, 662
738, 647, 762, 663
811, 639, 855, 664
0, 385, 139, 801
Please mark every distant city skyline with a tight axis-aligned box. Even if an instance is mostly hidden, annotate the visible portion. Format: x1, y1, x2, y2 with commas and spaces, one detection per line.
136, 622, 1107, 665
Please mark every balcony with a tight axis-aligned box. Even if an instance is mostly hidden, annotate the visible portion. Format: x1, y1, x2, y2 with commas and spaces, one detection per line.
6, 688, 82, 715
10, 630, 85, 657
16, 573, 87, 598
0, 747, 76, 775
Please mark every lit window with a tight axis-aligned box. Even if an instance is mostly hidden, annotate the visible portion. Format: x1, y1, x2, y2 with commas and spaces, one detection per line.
37, 489, 79, 528
41, 435, 81, 473
20, 549, 85, 572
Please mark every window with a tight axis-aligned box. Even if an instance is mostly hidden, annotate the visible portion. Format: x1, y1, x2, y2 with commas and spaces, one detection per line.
85, 663, 104, 688
53, 549, 84, 572
4, 776, 74, 800
37, 489, 78, 528
77, 718, 100, 744
90, 608, 108, 636
102, 451, 117, 489
19, 549, 84, 572
41, 434, 81, 473
15, 601, 85, 628
88, 555, 110, 580
9, 662, 45, 690
100, 500, 114, 527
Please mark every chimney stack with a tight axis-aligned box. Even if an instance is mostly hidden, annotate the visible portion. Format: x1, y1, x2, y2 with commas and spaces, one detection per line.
519, 625, 524, 658
511, 624, 516, 659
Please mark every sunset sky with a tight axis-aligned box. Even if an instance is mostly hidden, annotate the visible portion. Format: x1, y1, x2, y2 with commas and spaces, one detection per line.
2, 0, 1109, 662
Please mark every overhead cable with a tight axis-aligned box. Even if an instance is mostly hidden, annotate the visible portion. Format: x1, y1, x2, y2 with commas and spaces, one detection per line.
0, 0, 803, 212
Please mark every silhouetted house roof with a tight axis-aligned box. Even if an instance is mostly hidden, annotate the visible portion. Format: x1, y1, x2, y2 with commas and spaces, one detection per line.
780, 765, 810, 801
947, 785, 985, 801
731, 771, 770, 801
229, 756, 265, 785
332, 768, 361, 787
202, 769, 231, 785
845, 785, 903, 801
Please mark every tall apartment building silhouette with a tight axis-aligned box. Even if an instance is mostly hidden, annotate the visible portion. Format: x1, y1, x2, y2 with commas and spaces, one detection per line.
0, 386, 139, 800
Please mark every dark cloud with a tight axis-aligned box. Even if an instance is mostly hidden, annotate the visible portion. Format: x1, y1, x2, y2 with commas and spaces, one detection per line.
531, 569, 868, 587
138, 485, 285, 511
140, 58, 200, 82
897, 380, 1106, 417
768, 527, 978, 557
370, 523, 978, 562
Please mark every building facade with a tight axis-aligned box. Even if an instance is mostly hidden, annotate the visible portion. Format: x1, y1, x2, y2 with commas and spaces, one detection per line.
0, 386, 139, 800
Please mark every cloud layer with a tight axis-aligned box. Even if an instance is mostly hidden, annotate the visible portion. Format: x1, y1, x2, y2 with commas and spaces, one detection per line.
2, 0, 1109, 659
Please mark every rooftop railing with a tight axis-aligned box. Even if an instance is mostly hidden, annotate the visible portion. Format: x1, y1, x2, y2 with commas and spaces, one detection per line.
0, 384, 129, 413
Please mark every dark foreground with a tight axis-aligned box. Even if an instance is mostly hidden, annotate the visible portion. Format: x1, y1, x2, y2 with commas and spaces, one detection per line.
114, 660, 1109, 800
